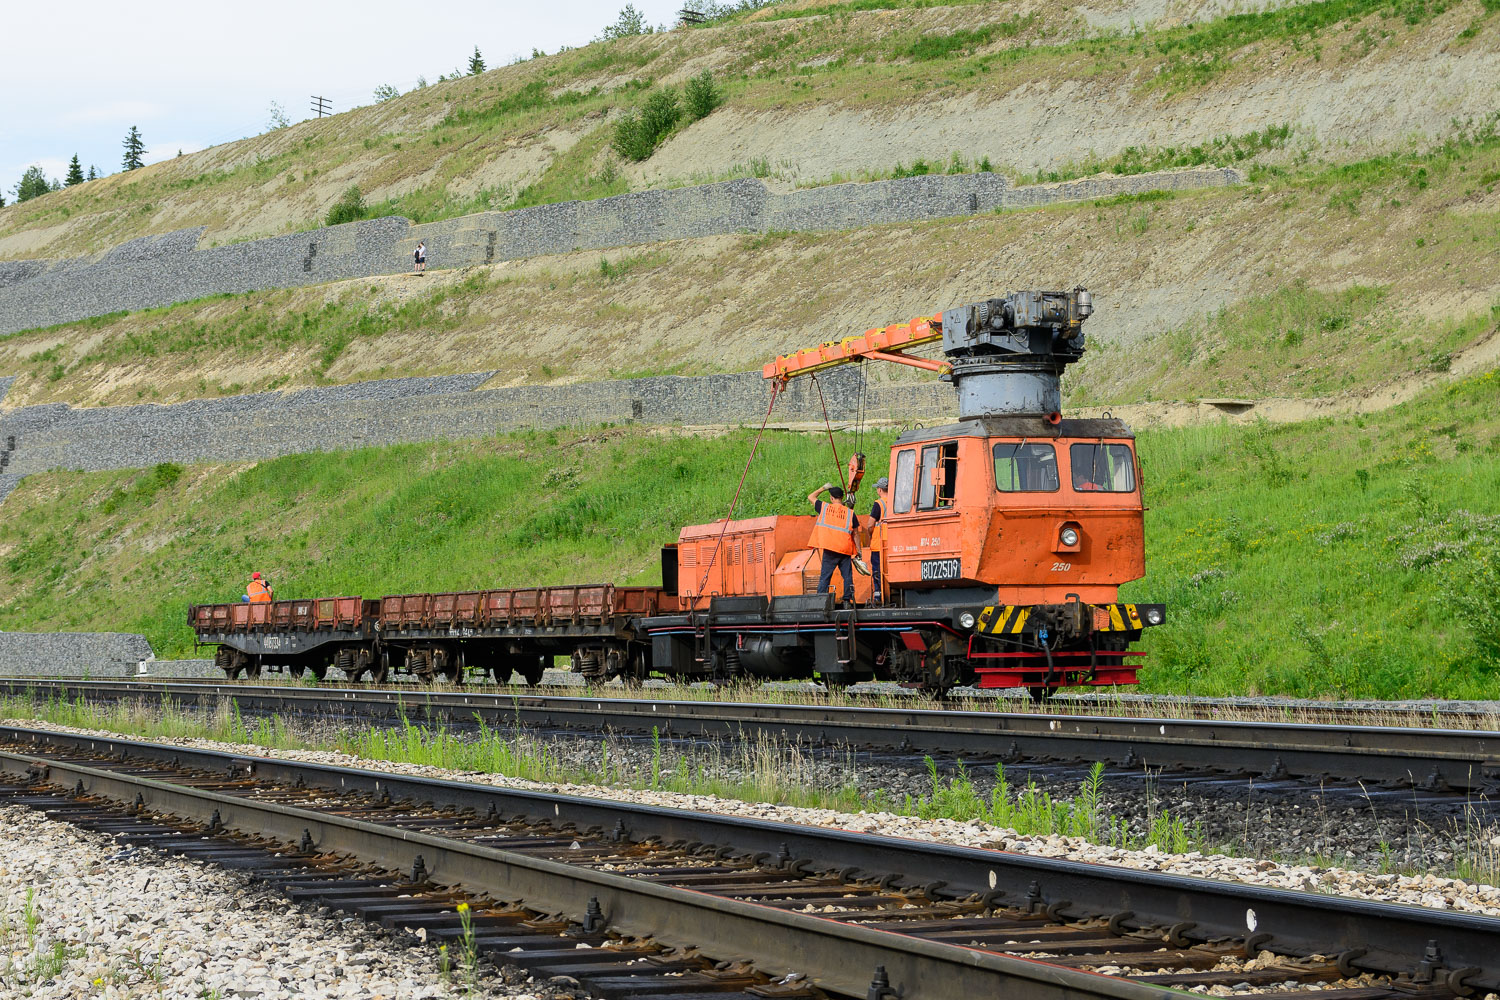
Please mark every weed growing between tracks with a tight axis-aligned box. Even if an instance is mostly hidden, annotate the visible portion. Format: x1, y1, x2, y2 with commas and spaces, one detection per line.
1, 692, 1199, 853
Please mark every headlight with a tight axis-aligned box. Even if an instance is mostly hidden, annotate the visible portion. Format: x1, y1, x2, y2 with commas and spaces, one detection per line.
1146, 608, 1163, 625
1060, 527, 1079, 546
958, 612, 976, 629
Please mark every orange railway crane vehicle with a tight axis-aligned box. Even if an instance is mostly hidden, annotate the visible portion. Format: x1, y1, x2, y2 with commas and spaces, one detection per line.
641, 288, 1165, 696
187, 289, 1162, 697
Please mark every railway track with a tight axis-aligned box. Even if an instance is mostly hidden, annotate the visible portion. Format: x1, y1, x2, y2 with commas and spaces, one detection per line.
5, 677, 1499, 795
0, 723, 1497, 1000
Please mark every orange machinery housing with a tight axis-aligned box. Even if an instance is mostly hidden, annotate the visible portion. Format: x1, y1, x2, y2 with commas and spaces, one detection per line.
672, 516, 874, 608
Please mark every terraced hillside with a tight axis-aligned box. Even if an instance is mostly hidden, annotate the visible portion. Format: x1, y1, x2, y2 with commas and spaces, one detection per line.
1, 0, 1497, 260
2, 130, 1496, 413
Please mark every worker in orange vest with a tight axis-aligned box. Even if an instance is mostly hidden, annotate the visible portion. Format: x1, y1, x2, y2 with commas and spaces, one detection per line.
245, 572, 273, 603
869, 476, 889, 605
807, 482, 860, 604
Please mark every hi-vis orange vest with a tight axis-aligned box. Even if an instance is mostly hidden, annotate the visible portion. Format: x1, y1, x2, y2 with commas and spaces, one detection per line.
871, 507, 887, 551
246, 580, 271, 603
809, 501, 857, 556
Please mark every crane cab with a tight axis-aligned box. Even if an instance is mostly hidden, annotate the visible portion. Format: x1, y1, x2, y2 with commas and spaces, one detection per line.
880, 415, 1144, 607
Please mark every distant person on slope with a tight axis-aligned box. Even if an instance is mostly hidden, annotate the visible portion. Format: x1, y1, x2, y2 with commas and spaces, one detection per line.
245, 572, 272, 604
414, 241, 426, 274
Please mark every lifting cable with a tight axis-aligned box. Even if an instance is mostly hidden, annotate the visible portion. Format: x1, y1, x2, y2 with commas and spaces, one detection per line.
695, 379, 782, 598
856, 359, 869, 474
811, 373, 846, 492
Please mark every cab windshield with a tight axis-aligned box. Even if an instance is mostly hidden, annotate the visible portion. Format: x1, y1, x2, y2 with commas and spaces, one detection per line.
993, 442, 1058, 492
1070, 443, 1136, 492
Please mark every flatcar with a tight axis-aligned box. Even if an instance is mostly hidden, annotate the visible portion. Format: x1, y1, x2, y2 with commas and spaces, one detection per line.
189, 288, 1164, 696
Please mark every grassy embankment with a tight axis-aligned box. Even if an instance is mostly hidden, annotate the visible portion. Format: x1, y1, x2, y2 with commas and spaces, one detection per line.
4, 122, 1497, 409
1, 373, 1496, 698
1, 0, 1495, 258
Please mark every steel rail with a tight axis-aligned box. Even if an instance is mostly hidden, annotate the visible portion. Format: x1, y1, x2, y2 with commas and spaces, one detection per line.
6, 677, 1499, 793
0, 742, 1167, 1000
2, 723, 1497, 995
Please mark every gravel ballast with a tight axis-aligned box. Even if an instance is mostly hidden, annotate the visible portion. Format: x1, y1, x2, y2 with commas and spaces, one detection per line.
7, 717, 1499, 921
0, 802, 606, 999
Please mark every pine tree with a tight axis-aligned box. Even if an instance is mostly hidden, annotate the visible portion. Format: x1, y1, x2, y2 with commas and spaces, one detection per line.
87, 165, 99, 181
11, 165, 54, 203
468, 46, 486, 75
65, 155, 85, 186
122, 125, 146, 170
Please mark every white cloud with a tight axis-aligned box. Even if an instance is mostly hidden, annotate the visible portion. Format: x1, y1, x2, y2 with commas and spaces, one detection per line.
7, 158, 70, 183
60, 101, 169, 126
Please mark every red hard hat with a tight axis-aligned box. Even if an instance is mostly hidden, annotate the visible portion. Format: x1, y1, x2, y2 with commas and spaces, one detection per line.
252, 572, 261, 580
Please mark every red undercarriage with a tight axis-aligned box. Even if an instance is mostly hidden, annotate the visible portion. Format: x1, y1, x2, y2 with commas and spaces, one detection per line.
969, 648, 1145, 689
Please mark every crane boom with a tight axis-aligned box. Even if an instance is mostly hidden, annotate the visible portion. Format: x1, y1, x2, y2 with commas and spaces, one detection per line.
761, 314, 948, 382
761, 288, 1095, 419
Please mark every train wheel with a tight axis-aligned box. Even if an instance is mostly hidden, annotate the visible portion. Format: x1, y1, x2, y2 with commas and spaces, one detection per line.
519, 656, 546, 687
618, 649, 648, 690
244, 658, 262, 681
491, 662, 514, 686
1026, 686, 1055, 703
368, 656, 389, 685
919, 655, 955, 699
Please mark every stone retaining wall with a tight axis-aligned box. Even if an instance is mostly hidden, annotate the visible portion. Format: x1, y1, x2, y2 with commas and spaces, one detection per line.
0, 366, 950, 478
0, 168, 1241, 336
0, 632, 155, 677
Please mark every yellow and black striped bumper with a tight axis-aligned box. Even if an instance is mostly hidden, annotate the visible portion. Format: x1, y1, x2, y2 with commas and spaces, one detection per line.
973, 603, 1165, 636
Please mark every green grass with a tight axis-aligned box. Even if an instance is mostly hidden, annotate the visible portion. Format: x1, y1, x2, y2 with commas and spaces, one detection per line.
2, 373, 1499, 698
1123, 370, 1500, 698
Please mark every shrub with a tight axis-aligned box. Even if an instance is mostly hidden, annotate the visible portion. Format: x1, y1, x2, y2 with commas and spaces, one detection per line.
612, 88, 682, 162
373, 84, 400, 103
325, 186, 367, 227
684, 71, 722, 121
1444, 545, 1500, 666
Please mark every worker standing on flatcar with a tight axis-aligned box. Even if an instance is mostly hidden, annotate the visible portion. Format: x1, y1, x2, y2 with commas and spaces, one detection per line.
245, 572, 272, 603
869, 477, 889, 605
807, 483, 859, 604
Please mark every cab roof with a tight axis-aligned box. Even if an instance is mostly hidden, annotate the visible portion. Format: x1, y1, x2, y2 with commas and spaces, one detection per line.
894, 415, 1134, 446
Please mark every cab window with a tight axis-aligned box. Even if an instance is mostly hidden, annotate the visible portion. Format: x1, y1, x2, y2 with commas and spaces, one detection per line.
892, 449, 917, 514
918, 441, 959, 510
1070, 443, 1136, 492
993, 442, 1059, 492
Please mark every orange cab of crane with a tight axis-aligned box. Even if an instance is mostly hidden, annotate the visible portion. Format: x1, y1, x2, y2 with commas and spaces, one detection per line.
878, 417, 1144, 607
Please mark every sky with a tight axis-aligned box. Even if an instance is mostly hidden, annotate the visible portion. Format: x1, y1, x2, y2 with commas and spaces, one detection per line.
0, 0, 688, 194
